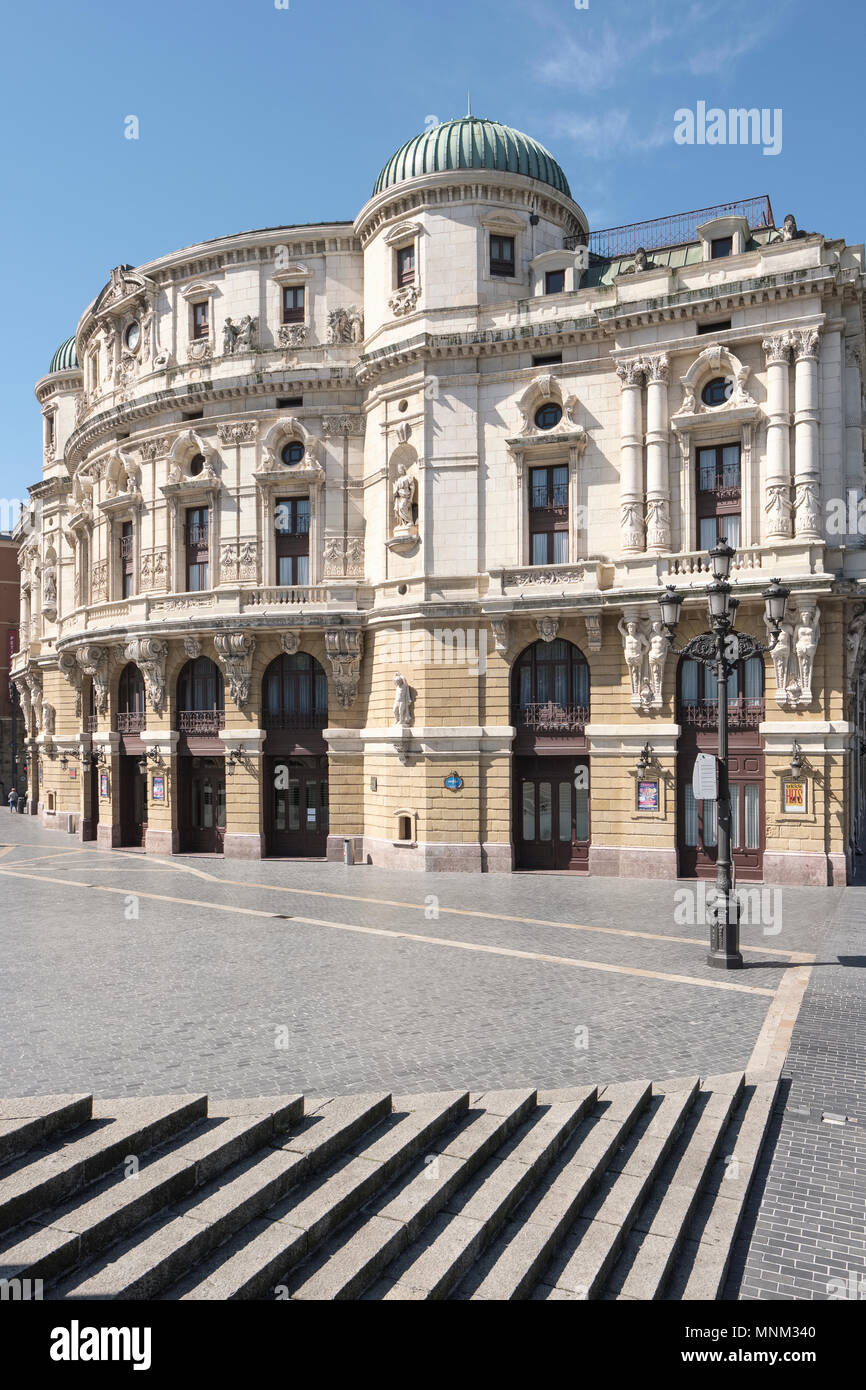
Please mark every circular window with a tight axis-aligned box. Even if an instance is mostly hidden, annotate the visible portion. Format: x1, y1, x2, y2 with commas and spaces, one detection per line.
124, 321, 141, 351
281, 441, 305, 466
398, 400, 409, 413
535, 402, 563, 431
189, 453, 205, 476
701, 377, 732, 407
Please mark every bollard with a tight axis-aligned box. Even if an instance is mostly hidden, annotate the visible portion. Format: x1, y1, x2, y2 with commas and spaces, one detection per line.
343, 837, 354, 866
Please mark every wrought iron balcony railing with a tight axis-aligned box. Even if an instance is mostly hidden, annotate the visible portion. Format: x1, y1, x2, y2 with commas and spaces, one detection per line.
85, 715, 98, 733
178, 710, 225, 734
516, 702, 590, 735
262, 709, 328, 731
680, 699, 765, 730
117, 711, 147, 734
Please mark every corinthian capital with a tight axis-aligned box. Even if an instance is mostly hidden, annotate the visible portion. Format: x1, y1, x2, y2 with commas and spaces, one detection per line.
616, 357, 646, 388
792, 327, 821, 362
643, 353, 669, 385
762, 333, 794, 366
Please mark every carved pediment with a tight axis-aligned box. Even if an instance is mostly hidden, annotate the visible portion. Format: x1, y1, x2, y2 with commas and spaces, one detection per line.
92, 264, 156, 319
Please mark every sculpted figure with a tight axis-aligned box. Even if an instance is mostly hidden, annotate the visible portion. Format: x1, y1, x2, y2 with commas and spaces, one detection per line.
222, 319, 238, 355
235, 316, 255, 352
393, 462, 416, 528
795, 608, 820, 700
393, 672, 413, 726
618, 616, 648, 697
648, 621, 669, 703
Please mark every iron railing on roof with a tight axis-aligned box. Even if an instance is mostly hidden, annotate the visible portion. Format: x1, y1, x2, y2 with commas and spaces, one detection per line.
565, 196, 775, 259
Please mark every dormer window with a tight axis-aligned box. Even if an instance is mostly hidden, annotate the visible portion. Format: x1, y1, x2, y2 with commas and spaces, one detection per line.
282, 286, 305, 324
192, 302, 209, 339
490, 235, 515, 278
545, 269, 565, 295
711, 237, 733, 259
397, 245, 415, 288
535, 402, 562, 431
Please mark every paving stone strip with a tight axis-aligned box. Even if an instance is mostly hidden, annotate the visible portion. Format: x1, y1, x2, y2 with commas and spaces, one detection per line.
0, 1071, 779, 1300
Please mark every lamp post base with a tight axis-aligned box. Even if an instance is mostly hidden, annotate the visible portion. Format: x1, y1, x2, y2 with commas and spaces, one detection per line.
706, 948, 744, 970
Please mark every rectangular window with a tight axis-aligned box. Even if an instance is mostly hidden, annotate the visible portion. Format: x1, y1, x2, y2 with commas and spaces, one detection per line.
698, 319, 732, 335
185, 506, 209, 592
490, 235, 516, 278
730, 783, 741, 850
545, 269, 566, 295
711, 237, 733, 259
684, 785, 699, 847
275, 496, 310, 586
192, 302, 209, 339
575, 786, 589, 842
120, 520, 134, 599
533, 354, 562, 366
397, 244, 415, 287
282, 286, 305, 323
744, 784, 760, 849
529, 464, 569, 565
697, 443, 741, 551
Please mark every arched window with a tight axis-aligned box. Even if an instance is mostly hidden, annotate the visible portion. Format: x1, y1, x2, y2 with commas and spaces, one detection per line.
511, 639, 590, 733
117, 664, 146, 734
262, 652, 328, 729
177, 657, 224, 733
678, 654, 764, 729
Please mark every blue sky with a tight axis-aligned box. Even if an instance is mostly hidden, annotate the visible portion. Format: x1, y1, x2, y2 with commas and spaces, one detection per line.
1, 0, 861, 508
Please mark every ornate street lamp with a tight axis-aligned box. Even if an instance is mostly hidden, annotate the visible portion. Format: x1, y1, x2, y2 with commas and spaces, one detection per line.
790, 740, 805, 778
636, 742, 655, 777
660, 551, 790, 970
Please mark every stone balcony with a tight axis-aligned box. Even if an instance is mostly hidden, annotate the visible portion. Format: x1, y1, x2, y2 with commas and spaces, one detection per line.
54, 582, 361, 641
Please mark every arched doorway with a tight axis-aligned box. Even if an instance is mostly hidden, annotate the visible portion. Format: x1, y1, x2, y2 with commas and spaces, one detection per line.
117, 664, 148, 847
262, 652, 329, 857
176, 657, 226, 853
511, 639, 591, 870
676, 652, 765, 881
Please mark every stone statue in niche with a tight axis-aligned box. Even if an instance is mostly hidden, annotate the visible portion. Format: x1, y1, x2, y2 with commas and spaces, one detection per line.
393, 672, 414, 726
393, 463, 416, 529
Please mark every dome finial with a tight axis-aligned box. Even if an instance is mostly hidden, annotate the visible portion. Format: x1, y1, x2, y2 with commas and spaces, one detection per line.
467, 89, 472, 118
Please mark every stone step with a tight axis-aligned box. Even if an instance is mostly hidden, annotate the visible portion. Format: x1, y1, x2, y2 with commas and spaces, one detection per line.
610, 1072, 744, 1301
0, 1097, 302, 1286
0, 1096, 93, 1167
0, 1096, 208, 1237
533, 1078, 700, 1299
177, 1090, 470, 1300
54, 1092, 392, 1300
377, 1086, 603, 1301
294, 1087, 564, 1301
666, 1073, 780, 1301
446, 1080, 652, 1301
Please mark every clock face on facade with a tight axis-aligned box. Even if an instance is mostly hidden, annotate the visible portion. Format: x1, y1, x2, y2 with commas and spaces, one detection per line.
125, 320, 141, 351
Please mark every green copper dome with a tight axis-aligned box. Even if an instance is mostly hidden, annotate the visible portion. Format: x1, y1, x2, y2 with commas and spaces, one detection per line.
374, 117, 571, 199
48, 337, 79, 374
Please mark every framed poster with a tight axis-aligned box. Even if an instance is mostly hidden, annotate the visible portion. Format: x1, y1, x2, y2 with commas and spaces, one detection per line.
784, 780, 806, 814
152, 774, 166, 803
638, 779, 660, 812
99, 772, 109, 799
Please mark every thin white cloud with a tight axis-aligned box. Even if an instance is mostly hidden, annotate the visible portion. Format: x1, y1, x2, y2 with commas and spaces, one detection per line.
547, 108, 670, 158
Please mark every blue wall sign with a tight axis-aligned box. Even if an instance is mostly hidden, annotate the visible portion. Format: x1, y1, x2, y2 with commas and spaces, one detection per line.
444, 772, 464, 791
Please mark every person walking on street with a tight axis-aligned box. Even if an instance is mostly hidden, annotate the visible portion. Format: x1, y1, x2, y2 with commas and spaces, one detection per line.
7, 788, 18, 813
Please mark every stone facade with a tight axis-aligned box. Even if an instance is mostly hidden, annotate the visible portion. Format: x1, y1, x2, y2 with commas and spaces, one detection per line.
0, 534, 25, 801
11, 119, 866, 883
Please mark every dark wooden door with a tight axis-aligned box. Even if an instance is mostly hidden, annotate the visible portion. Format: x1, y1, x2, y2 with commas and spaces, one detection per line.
514, 757, 589, 871
119, 756, 148, 848
179, 758, 226, 853
678, 750, 764, 881
265, 756, 328, 857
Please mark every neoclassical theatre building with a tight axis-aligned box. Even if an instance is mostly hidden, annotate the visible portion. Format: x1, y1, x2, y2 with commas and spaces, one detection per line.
12, 117, 866, 883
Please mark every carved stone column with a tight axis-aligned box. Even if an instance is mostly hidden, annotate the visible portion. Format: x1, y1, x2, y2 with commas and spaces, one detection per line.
762, 334, 794, 538
792, 329, 822, 540
644, 354, 670, 552
616, 357, 646, 553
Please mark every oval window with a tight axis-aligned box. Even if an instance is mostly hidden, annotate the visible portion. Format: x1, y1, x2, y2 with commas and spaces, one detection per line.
281, 441, 305, 466
701, 377, 731, 407
125, 321, 141, 351
535, 403, 563, 431
189, 453, 205, 476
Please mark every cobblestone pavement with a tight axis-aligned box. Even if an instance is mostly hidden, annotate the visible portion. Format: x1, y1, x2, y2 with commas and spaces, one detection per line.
726, 880, 866, 1302
0, 815, 840, 1102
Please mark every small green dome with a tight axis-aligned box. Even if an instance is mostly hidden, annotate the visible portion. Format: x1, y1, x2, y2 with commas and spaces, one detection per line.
374, 117, 571, 199
48, 337, 79, 374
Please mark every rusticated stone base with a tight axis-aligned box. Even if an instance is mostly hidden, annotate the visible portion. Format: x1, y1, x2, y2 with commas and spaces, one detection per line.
223, 833, 265, 860
145, 827, 179, 854
588, 845, 679, 879
97, 823, 122, 849
762, 851, 833, 887
351, 836, 492, 872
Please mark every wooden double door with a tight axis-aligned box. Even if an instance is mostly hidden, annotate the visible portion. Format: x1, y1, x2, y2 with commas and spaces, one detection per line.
678, 746, 764, 881
514, 756, 590, 871
178, 757, 226, 854
265, 755, 328, 858
119, 755, 148, 848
